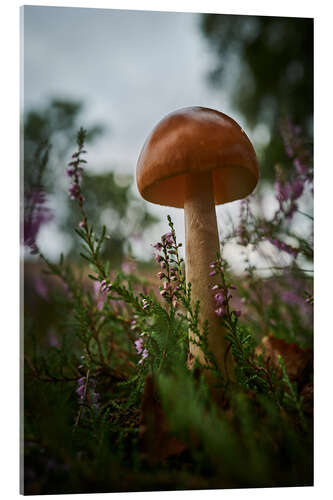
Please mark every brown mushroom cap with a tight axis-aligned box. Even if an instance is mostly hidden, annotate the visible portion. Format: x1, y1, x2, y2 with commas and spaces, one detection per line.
136, 106, 259, 208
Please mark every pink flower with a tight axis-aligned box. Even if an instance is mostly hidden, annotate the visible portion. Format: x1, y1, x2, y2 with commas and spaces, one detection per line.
162, 232, 173, 246
138, 348, 149, 364
134, 338, 143, 354
130, 319, 137, 331
68, 183, 81, 200
215, 306, 226, 317
214, 292, 224, 306
291, 178, 304, 200
154, 253, 162, 263
100, 279, 112, 292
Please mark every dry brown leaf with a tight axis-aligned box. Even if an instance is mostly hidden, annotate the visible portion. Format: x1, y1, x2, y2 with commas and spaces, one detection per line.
255, 335, 312, 382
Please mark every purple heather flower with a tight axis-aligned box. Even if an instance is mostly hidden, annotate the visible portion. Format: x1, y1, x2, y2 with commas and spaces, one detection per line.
294, 158, 308, 175
215, 306, 226, 317
138, 348, 149, 364
130, 319, 137, 331
275, 180, 292, 202
68, 183, 81, 200
209, 270, 217, 276
153, 242, 163, 251
100, 279, 111, 292
76, 384, 85, 398
211, 284, 220, 291
162, 232, 173, 246
214, 292, 224, 306
134, 338, 143, 354
234, 310, 241, 317
154, 253, 162, 263
157, 271, 164, 279
66, 167, 75, 177
291, 178, 304, 200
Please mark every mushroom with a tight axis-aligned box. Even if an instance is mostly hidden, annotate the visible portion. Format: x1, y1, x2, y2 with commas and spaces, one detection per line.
136, 106, 259, 378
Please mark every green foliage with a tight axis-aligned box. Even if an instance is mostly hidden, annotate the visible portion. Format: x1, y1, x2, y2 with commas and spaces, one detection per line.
23, 129, 313, 494
24, 98, 158, 261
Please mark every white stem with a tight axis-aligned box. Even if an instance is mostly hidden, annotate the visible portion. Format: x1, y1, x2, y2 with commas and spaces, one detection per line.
184, 171, 231, 378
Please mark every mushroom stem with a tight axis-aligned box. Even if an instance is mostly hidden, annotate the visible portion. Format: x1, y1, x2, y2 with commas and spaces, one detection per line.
184, 171, 231, 378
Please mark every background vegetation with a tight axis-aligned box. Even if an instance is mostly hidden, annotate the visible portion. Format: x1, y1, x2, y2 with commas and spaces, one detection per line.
22, 10, 313, 495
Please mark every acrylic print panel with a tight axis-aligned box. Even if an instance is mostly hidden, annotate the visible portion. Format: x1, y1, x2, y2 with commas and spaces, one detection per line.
22, 4, 313, 495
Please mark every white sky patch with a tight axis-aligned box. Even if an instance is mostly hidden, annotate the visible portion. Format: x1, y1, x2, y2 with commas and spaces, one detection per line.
37, 221, 73, 260
253, 122, 271, 147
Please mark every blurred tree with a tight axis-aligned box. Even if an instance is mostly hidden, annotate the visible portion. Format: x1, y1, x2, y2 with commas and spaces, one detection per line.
200, 14, 313, 180
24, 99, 103, 191
66, 170, 158, 263
24, 98, 158, 261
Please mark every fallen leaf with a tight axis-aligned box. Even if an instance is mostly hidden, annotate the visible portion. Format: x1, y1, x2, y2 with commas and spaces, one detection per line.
255, 335, 312, 382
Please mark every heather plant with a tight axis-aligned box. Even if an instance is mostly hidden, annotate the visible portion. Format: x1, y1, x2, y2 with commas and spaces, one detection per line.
226, 117, 313, 347
23, 125, 313, 494
23, 99, 158, 261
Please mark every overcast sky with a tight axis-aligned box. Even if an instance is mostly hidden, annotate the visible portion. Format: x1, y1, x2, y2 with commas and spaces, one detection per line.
23, 5, 243, 168
23, 5, 297, 272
